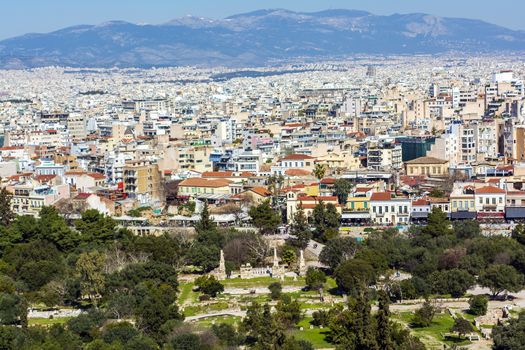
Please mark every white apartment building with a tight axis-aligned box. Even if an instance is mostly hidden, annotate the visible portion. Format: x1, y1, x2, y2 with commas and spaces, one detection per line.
369, 192, 411, 225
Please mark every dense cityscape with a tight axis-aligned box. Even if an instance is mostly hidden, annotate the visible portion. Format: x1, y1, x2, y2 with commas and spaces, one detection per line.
3, 4, 525, 350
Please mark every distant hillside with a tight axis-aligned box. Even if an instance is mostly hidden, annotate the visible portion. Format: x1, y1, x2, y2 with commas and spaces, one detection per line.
0, 9, 524, 68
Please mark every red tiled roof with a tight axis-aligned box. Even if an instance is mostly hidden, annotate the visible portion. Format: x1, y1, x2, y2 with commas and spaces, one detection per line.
320, 178, 336, 184
249, 187, 272, 197
285, 169, 311, 176
370, 192, 392, 201
35, 174, 56, 182
202, 171, 234, 178
297, 195, 338, 202
475, 186, 506, 194
88, 173, 105, 180
412, 198, 429, 206
179, 178, 232, 188
280, 154, 315, 161
355, 187, 372, 193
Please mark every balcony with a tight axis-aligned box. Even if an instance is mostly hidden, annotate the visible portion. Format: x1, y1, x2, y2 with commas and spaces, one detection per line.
342, 208, 369, 213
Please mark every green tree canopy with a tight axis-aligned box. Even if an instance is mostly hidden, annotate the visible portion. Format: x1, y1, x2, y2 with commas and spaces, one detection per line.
248, 200, 281, 235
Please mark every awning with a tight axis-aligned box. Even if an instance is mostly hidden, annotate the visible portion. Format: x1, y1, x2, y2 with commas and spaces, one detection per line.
506, 207, 525, 219
450, 211, 477, 220
195, 193, 232, 200
341, 212, 370, 219
411, 212, 429, 219
169, 215, 200, 221
477, 212, 505, 219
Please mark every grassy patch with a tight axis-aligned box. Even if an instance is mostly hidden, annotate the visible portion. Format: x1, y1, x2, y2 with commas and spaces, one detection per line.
393, 312, 472, 348
222, 276, 305, 288
178, 283, 198, 305
194, 316, 241, 327
299, 303, 332, 310
29, 317, 72, 326
183, 301, 230, 317
288, 318, 332, 349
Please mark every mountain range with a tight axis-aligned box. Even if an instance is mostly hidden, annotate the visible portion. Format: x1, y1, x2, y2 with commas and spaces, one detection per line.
0, 9, 524, 69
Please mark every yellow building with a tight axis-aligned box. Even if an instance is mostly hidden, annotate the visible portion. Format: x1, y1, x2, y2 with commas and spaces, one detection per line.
449, 185, 476, 220
404, 156, 449, 177
123, 160, 163, 205
178, 178, 232, 198
346, 195, 370, 212
315, 152, 360, 170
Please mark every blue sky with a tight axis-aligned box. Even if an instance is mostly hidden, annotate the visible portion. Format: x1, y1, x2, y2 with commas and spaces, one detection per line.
1, 0, 524, 39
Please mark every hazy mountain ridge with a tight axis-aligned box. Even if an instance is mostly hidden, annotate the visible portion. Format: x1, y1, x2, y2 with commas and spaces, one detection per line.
0, 8, 524, 68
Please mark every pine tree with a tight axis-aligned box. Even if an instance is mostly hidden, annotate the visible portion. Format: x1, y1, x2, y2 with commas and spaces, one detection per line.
376, 290, 394, 350
195, 201, 216, 234
354, 291, 378, 350
289, 204, 311, 249
0, 187, 14, 227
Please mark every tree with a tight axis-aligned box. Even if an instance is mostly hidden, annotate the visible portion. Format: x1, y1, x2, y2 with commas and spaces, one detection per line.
188, 203, 224, 272
275, 295, 302, 328
223, 230, 269, 269
311, 202, 340, 241
468, 295, 488, 316
312, 163, 327, 180
422, 207, 452, 237
412, 299, 438, 327
194, 201, 216, 234
450, 317, 474, 338
453, 220, 481, 239
0, 187, 14, 227
195, 275, 224, 297
479, 264, 524, 297
67, 309, 106, 342
135, 288, 182, 340
429, 269, 475, 298
4, 239, 64, 291
268, 282, 283, 300
305, 267, 326, 291
0, 293, 27, 327
333, 179, 353, 205
493, 311, 525, 350
376, 290, 394, 350
248, 200, 281, 235
281, 246, 296, 266
512, 224, 525, 245
76, 251, 106, 307
39, 206, 79, 251
75, 209, 127, 244
170, 333, 204, 350
289, 205, 311, 249
334, 259, 376, 296
102, 321, 140, 345
211, 323, 243, 347
242, 302, 287, 348
319, 237, 359, 270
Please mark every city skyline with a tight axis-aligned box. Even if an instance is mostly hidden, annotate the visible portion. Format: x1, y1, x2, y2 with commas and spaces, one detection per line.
1, 0, 525, 40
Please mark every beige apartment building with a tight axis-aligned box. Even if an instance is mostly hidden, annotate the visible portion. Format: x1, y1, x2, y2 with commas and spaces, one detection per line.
404, 156, 449, 177
123, 160, 163, 205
